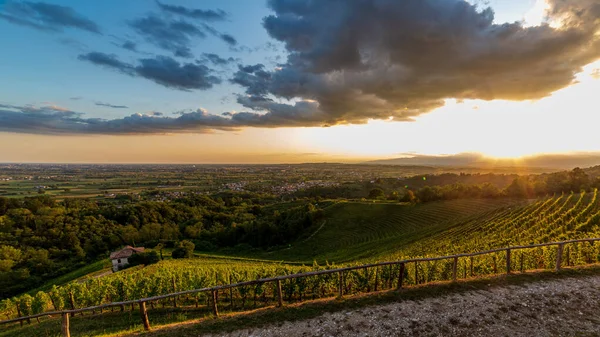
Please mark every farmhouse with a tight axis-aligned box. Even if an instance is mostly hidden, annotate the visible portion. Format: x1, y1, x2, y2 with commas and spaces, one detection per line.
110, 246, 144, 271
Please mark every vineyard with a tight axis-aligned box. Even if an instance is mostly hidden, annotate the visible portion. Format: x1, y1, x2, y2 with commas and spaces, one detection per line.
3, 191, 600, 336
390, 190, 600, 258
268, 198, 526, 262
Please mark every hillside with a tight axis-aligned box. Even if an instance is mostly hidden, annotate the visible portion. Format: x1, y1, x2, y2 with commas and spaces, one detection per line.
258, 198, 526, 262
3, 192, 600, 336
249, 191, 600, 265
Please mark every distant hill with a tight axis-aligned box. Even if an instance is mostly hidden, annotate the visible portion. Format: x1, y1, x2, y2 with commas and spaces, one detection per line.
365, 152, 600, 170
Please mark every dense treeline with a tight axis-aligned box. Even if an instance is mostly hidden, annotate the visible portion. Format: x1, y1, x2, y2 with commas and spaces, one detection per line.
368, 168, 600, 202
407, 168, 600, 203
296, 168, 600, 203
0, 193, 325, 298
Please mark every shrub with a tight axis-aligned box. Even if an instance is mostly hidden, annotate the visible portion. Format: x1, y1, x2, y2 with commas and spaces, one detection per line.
172, 240, 195, 259
127, 251, 160, 267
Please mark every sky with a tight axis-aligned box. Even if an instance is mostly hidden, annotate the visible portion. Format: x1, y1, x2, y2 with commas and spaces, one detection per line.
0, 0, 599, 163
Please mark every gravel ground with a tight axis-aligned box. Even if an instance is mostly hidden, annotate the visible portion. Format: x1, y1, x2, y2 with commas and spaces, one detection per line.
208, 274, 600, 337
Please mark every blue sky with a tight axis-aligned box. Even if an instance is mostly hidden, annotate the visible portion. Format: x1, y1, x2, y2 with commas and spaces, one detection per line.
0, 0, 599, 163
0, 0, 284, 119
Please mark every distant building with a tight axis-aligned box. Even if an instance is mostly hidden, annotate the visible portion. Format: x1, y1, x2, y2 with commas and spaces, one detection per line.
109, 246, 144, 271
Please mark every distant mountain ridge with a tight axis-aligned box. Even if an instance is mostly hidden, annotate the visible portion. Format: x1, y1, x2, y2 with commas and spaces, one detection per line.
365, 153, 600, 170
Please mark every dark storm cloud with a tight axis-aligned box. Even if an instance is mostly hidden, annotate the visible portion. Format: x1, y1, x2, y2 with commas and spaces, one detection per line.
78, 52, 221, 91
95, 102, 129, 109
230, 64, 272, 96
226, 0, 600, 127
0, 1, 101, 34
129, 15, 205, 58
156, 1, 228, 21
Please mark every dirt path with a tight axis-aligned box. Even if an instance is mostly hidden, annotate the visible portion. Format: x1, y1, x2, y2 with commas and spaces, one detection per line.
208, 274, 600, 337
302, 221, 326, 243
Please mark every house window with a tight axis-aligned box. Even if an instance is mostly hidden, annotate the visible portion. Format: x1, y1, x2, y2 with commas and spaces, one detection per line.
117, 259, 121, 263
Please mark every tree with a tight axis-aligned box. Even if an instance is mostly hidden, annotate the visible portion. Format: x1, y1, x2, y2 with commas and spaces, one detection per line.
127, 251, 160, 267
416, 186, 441, 202
172, 240, 195, 259
368, 188, 385, 199
505, 177, 534, 198
154, 243, 164, 260
569, 167, 590, 192
400, 190, 416, 203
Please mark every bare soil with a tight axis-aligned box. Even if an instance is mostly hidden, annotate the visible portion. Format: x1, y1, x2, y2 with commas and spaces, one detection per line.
208, 274, 600, 337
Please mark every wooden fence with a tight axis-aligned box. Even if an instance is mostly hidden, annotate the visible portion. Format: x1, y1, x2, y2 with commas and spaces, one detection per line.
2, 238, 600, 336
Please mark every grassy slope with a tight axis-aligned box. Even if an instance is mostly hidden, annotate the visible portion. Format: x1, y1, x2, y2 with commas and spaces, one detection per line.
251, 198, 525, 263
26, 259, 111, 295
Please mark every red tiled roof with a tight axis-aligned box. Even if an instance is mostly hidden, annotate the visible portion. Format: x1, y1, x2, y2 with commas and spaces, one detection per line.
110, 246, 145, 259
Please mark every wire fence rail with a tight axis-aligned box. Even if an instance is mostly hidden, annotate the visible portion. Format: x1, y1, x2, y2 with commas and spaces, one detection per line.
2, 237, 600, 336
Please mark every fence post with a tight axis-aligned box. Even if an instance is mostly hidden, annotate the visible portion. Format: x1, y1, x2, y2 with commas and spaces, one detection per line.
520, 252, 524, 273
374, 267, 379, 292
276, 279, 283, 307
506, 249, 511, 274
61, 312, 70, 337
172, 277, 177, 308
338, 271, 344, 298
211, 290, 219, 317
68, 292, 76, 317
414, 261, 418, 285
470, 256, 474, 277
452, 257, 458, 281
556, 243, 564, 271
15, 305, 22, 327
397, 263, 405, 289
139, 301, 151, 331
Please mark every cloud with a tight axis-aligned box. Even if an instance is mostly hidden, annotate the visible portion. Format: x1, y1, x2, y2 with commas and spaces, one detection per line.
135, 56, 221, 90
220, 33, 237, 46
592, 69, 600, 79
79, 52, 221, 91
201, 53, 236, 66
225, 0, 600, 127
120, 40, 137, 52
0, 104, 234, 135
156, 1, 228, 21
201, 23, 237, 46
129, 15, 205, 58
0, 100, 344, 135
95, 102, 129, 109
78, 52, 134, 74
0, 1, 100, 34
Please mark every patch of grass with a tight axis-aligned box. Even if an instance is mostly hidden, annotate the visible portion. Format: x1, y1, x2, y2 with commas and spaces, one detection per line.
26, 259, 111, 295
